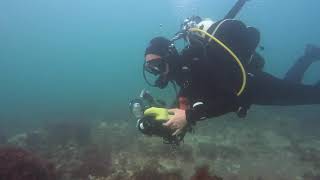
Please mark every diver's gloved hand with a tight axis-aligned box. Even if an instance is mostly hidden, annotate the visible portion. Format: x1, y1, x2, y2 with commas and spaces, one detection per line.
144, 107, 188, 136
144, 107, 170, 121
163, 109, 187, 136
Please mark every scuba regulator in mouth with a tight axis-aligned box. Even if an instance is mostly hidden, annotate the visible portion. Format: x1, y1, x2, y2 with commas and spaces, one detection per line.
129, 90, 188, 145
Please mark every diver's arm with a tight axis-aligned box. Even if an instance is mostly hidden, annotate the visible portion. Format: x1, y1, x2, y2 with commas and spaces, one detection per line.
185, 95, 237, 123
178, 97, 190, 110
165, 93, 236, 134
177, 92, 207, 124
185, 103, 208, 123
179, 86, 237, 123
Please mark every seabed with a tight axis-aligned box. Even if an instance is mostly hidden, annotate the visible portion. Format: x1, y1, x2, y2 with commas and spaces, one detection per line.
1, 105, 320, 180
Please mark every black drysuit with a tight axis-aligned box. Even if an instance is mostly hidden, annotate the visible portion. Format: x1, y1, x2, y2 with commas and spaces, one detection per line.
172, 20, 320, 122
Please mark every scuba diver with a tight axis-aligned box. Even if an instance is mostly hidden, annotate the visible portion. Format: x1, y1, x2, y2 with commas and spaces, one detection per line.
131, 0, 320, 145
142, 16, 320, 137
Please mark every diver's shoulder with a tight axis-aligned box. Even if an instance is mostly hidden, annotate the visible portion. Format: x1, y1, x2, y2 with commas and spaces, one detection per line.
180, 45, 205, 59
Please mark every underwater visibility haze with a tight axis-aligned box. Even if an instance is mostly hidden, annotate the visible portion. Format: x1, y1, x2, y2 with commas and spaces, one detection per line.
1, 0, 320, 179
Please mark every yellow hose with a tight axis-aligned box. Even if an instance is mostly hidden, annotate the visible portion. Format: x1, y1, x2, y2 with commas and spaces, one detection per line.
189, 28, 247, 96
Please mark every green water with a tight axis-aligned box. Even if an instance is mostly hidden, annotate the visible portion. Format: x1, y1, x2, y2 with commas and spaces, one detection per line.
0, 0, 320, 132
1, 1, 320, 179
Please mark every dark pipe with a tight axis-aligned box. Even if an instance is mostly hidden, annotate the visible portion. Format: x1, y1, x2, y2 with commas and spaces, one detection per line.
224, 0, 249, 19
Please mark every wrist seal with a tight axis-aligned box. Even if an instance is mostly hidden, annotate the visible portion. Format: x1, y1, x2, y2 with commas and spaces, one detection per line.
186, 101, 208, 124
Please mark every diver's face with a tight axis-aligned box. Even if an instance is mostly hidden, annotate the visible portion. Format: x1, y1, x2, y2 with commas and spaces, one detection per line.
145, 54, 169, 75
145, 54, 161, 62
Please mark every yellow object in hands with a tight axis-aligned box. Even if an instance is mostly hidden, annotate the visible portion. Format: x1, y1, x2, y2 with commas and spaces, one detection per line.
144, 107, 170, 121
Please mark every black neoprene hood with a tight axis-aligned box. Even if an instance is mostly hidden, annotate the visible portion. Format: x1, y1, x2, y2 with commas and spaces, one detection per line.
145, 37, 172, 57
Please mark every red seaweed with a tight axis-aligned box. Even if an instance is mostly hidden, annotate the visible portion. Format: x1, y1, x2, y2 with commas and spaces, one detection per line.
0, 146, 56, 180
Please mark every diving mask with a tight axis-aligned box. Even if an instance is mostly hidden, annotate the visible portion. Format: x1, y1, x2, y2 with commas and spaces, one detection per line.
143, 58, 170, 89
145, 58, 167, 75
